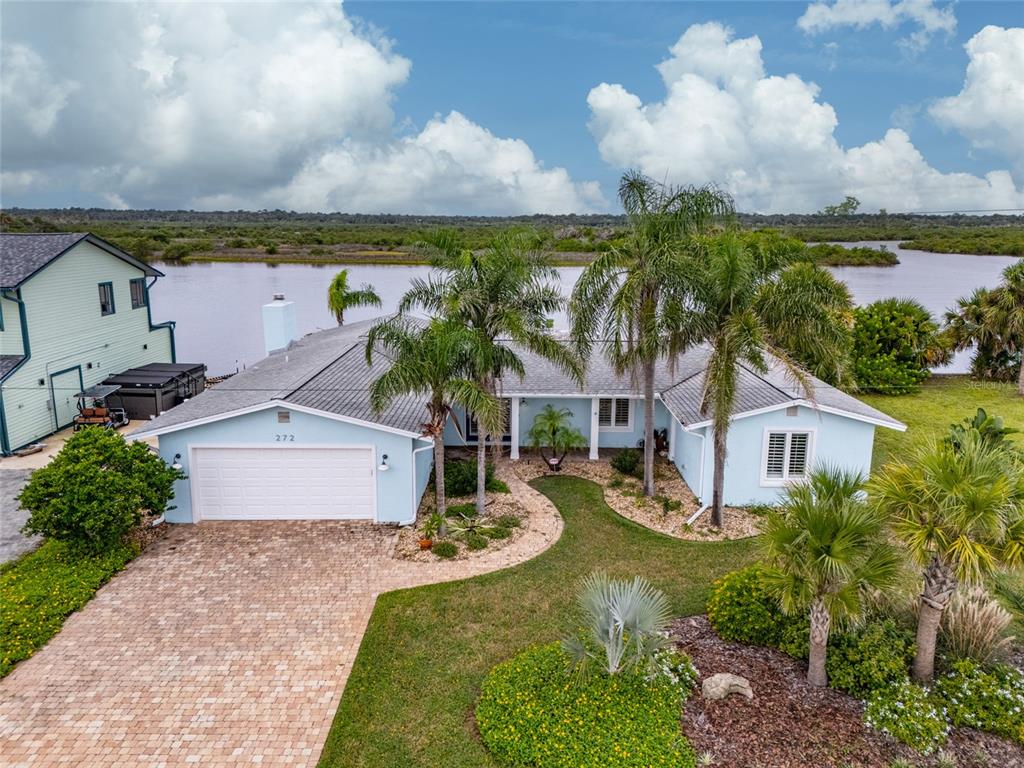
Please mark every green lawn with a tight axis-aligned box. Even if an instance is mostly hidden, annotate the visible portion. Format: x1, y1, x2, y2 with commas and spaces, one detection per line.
860, 375, 1024, 470
318, 476, 757, 767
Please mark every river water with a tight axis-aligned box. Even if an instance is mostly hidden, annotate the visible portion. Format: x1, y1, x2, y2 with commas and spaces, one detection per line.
149, 241, 1018, 376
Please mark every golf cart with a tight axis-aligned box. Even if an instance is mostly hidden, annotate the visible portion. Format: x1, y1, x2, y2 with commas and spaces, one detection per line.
74, 384, 130, 431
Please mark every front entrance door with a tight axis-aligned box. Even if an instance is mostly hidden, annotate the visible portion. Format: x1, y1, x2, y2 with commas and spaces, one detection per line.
50, 367, 83, 430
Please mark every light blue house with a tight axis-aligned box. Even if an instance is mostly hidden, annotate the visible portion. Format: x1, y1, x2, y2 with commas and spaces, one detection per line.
133, 304, 903, 524
0, 233, 176, 454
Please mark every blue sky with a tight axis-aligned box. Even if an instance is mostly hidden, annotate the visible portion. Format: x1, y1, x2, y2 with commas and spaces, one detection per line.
1, 1, 1021, 213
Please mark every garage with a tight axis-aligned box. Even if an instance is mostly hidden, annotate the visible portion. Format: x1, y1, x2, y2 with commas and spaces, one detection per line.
190, 446, 376, 521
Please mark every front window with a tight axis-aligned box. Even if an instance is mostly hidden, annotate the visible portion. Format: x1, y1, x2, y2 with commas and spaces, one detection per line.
598, 398, 632, 430
98, 282, 115, 316
130, 278, 147, 309
763, 430, 812, 484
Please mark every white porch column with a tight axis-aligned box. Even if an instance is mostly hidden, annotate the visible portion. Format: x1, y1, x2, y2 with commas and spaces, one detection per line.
668, 418, 676, 461
509, 397, 520, 460
589, 396, 600, 460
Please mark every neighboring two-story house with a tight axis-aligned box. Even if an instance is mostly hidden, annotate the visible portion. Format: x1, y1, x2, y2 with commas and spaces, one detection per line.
0, 233, 176, 454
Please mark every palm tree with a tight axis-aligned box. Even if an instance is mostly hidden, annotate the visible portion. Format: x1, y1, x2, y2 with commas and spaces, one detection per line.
527, 405, 587, 470
945, 262, 1024, 393
326, 269, 381, 326
569, 171, 734, 497
689, 232, 854, 527
868, 432, 1024, 681
400, 228, 581, 515
366, 317, 502, 534
760, 467, 901, 687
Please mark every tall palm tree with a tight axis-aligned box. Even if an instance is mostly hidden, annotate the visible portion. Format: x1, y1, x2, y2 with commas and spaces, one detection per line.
868, 432, 1024, 682
569, 171, 734, 497
760, 467, 901, 687
366, 317, 502, 534
689, 232, 854, 526
327, 269, 381, 326
400, 228, 582, 515
945, 262, 1024, 392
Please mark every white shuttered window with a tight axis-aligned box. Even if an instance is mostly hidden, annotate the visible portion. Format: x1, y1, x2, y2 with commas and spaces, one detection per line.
598, 398, 632, 430
762, 430, 813, 484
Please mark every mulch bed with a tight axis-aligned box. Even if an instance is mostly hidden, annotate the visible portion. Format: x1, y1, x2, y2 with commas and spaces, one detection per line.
671, 616, 1024, 768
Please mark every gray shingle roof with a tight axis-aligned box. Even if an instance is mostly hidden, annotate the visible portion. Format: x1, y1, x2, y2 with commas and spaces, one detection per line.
133, 319, 903, 438
0, 233, 161, 289
0, 355, 26, 380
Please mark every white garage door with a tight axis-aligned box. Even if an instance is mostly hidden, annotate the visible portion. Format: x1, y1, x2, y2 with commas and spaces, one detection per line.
191, 446, 376, 521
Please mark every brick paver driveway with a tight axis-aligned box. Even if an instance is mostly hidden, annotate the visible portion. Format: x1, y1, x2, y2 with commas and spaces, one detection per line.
0, 473, 561, 767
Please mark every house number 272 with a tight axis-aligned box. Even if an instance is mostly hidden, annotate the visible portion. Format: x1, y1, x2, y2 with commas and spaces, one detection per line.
274, 434, 295, 442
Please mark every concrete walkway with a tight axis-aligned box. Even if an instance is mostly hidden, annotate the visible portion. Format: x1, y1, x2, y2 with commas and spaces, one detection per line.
0, 471, 561, 767
0, 469, 37, 563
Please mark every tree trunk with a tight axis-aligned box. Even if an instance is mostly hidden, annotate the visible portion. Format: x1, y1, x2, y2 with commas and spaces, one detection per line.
912, 556, 957, 682
476, 429, 488, 517
710, 423, 727, 528
807, 597, 831, 688
1017, 355, 1024, 396
434, 434, 448, 537
642, 356, 656, 497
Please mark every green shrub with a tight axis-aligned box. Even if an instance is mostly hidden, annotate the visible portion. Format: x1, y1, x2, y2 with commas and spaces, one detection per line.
852, 298, 942, 394
657, 496, 683, 514
610, 449, 643, 479
18, 428, 183, 552
431, 541, 458, 559
826, 620, 915, 698
482, 525, 511, 540
495, 514, 521, 528
777, 619, 810, 659
934, 659, 1024, 744
706, 565, 805, 648
465, 532, 489, 551
443, 459, 507, 497
265, 243, 278, 255
476, 643, 695, 768
1, 540, 137, 676
446, 502, 477, 519
608, 476, 624, 489
864, 679, 950, 754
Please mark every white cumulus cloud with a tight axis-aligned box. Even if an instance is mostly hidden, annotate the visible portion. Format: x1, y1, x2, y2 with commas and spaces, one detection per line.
586, 22, 1024, 214
797, 0, 956, 52
929, 25, 1024, 177
0, 1, 601, 214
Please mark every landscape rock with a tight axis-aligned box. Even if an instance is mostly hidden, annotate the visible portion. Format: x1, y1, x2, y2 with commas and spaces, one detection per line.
702, 672, 754, 701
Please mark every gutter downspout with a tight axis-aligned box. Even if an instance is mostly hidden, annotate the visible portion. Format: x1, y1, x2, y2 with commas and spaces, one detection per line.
145, 276, 176, 363
684, 426, 710, 526
405, 439, 434, 526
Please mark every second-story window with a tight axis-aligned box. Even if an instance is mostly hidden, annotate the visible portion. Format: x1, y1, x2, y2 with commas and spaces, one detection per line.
130, 278, 147, 309
98, 282, 115, 316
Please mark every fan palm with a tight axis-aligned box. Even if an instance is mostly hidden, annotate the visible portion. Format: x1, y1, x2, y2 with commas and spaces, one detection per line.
569, 170, 734, 497
760, 467, 901, 687
400, 228, 581, 515
945, 262, 1024, 390
326, 269, 381, 326
688, 232, 854, 527
868, 432, 1024, 681
366, 317, 502, 534
526, 405, 587, 468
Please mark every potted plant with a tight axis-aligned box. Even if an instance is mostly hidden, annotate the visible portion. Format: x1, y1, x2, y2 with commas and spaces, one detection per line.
527, 405, 587, 472
419, 511, 443, 549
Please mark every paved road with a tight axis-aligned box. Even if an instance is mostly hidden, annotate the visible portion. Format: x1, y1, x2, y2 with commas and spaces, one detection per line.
0, 469, 37, 563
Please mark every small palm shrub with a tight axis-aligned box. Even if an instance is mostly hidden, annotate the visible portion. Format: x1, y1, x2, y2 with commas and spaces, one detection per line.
826, 620, 915, 699
941, 587, 1014, 665
935, 660, 1024, 744
444, 459, 508, 497
610, 449, 644, 479
864, 679, 950, 754
476, 643, 696, 768
562, 572, 672, 677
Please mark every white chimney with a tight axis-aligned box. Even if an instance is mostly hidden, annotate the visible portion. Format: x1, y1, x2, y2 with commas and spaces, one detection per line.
262, 293, 297, 356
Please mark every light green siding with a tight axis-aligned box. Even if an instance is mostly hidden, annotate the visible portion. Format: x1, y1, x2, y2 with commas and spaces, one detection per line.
0, 294, 25, 355
1, 241, 174, 450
